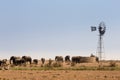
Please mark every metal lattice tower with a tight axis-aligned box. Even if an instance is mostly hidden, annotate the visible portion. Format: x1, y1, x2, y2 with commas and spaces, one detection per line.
91, 22, 106, 61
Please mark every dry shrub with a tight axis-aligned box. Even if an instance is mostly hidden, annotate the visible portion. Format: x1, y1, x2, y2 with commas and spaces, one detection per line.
30, 64, 34, 67
4, 65, 10, 70
0, 67, 3, 70
52, 62, 63, 67
10, 64, 15, 67
44, 59, 53, 68
71, 62, 76, 67
41, 64, 44, 67
21, 63, 27, 67
109, 61, 117, 67
48, 59, 53, 66
44, 63, 52, 67
66, 62, 71, 65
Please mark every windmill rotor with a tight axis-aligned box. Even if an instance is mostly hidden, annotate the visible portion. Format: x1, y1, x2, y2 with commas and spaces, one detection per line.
99, 22, 106, 36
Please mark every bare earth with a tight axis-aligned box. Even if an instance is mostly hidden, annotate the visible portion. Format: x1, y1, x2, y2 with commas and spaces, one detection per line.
0, 70, 120, 80
0, 60, 120, 80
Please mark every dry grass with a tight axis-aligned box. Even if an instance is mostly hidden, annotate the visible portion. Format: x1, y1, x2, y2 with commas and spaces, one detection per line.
0, 60, 120, 80
0, 70, 120, 80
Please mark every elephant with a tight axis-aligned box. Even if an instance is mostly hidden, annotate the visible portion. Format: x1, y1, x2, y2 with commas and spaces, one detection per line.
71, 56, 81, 63
14, 58, 25, 65
10, 56, 25, 65
65, 55, 70, 62
0, 59, 7, 66
33, 59, 38, 64
10, 56, 20, 65
41, 58, 45, 64
22, 56, 32, 64
96, 57, 99, 63
55, 56, 63, 62
0, 60, 3, 66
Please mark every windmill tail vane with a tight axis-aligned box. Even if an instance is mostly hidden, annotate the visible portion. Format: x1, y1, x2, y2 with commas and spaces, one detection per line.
91, 26, 97, 31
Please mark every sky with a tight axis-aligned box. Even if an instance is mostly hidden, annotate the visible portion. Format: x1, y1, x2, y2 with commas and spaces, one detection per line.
0, 0, 120, 60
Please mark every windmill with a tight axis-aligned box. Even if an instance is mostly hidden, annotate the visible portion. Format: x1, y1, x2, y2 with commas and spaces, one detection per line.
91, 22, 106, 61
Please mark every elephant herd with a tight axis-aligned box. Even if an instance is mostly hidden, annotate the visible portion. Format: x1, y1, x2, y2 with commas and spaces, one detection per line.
55, 55, 99, 63
9, 56, 46, 66
0, 55, 99, 67
0, 56, 47, 67
55, 55, 71, 62
10, 56, 32, 65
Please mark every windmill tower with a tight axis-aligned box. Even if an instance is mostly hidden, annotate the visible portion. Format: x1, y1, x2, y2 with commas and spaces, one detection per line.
91, 22, 106, 61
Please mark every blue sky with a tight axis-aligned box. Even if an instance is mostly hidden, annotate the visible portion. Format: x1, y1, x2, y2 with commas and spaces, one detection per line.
0, 0, 120, 60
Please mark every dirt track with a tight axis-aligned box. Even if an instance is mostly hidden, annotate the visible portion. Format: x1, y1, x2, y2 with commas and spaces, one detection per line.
0, 70, 120, 80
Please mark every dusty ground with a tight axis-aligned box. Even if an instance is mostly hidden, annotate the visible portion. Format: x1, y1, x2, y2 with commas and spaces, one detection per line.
0, 60, 120, 80
0, 70, 120, 80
